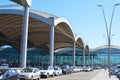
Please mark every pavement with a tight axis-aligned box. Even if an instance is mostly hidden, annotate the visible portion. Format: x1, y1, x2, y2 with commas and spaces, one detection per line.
91, 69, 119, 80
41, 69, 101, 80
41, 69, 118, 80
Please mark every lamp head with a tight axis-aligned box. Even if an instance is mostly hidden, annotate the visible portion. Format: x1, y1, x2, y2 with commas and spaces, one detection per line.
115, 3, 120, 6
97, 4, 102, 7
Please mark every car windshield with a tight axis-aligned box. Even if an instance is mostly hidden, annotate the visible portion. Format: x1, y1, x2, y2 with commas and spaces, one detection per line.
21, 68, 33, 73
42, 66, 48, 70
61, 66, 66, 69
117, 66, 120, 68
54, 68, 58, 70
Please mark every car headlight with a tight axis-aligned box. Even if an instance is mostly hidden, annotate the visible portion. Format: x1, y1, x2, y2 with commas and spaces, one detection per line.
27, 74, 32, 79
0, 75, 3, 79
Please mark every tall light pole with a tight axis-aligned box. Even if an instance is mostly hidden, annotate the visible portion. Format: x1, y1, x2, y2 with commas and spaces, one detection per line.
102, 34, 107, 45
103, 34, 115, 46
97, 3, 120, 78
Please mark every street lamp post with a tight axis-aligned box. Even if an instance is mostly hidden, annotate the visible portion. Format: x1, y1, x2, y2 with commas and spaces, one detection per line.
102, 34, 107, 45
103, 34, 115, 46
97, 3, 120, 78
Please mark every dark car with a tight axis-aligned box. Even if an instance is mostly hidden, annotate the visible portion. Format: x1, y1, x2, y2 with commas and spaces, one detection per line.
116, 72, 120, 80
111, 65, 120, 75
61, 65, 71, 74
0, 69, 19, 80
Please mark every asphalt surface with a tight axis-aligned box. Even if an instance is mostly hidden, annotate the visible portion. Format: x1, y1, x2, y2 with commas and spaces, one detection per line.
91, 69, 118, 80
41, 69, 101, 80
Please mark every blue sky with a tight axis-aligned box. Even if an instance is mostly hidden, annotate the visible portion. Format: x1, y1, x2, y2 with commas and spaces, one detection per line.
1, 0, 120, 49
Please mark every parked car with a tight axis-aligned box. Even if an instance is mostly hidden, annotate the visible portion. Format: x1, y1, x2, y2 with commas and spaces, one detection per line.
116, 71, 120, 79
77, 66, 83, 71
40, 66, 55, 78
71, 66, 78, 73
111, 65, 120, 75
61, 65, 71, 74
110, 67, 117, 75
0, 69, 19, 80
18, 67, 41, 80
0, 63, 9, 68
83, 66, 92, 72
54, 67, 62, 76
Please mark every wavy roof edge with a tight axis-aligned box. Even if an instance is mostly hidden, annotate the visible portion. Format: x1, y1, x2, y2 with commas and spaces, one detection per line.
0, 9, 77, 50
30, 9, 59, 19
91, 45, 120, 52
0, 9, 59, 19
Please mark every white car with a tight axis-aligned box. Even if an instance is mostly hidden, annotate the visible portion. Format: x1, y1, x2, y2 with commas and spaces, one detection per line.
40, 66, 55, 78
18, 67, 41, 80
54, 67, 62, 76
83, 66, 92, 72
77, 66, 83, 71
71, 66, 78, 73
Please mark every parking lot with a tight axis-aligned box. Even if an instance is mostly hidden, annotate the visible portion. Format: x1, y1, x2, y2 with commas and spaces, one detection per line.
41, 69, 101, 80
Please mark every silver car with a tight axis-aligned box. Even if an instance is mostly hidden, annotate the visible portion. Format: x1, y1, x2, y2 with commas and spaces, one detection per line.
0, 69, 19, 80
18, 67, 41, 80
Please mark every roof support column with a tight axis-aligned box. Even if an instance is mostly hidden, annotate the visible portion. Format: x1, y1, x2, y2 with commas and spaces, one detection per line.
88, 51, 90, 66
93, 54, 95, 67
83, 48, 85, 67
73, 41, 76, 66
21, 6, 30, 68
91, 53, 94, 67
49, 18, 54, 67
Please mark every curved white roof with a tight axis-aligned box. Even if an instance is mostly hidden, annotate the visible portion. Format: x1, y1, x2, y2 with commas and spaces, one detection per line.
92, 45, 120, 52
74, 34, 84, 49
0, 9, 84, 51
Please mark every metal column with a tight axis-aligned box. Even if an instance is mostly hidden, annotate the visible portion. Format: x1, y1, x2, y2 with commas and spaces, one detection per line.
83, 49, 85, 67
73, 42, 76, 66
88, 52, 90, 66
21, 6, 29, 68
50, 23, 54, 67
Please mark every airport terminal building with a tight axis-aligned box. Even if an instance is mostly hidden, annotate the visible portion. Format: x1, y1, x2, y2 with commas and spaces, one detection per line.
0, 9, 89, 67
0, 8, 120, 68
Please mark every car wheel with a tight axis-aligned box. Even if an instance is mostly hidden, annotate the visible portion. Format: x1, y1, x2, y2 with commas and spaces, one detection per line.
46, 73, 49, 78
57, 72, 59, 76
52, 73, 54, 77
37, 76, 40, 80
65, 72, 67, 74
30, 76, 33, 80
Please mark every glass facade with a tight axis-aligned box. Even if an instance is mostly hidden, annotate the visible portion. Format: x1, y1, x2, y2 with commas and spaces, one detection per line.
2, 46, 120, 68
92, 47, 120, 67
54, 55, 84, 66
0, 48, 20, 67
0, 47, 90, 67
